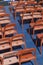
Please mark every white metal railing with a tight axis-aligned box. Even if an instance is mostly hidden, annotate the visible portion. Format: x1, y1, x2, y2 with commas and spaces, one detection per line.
3, 0, 15, 1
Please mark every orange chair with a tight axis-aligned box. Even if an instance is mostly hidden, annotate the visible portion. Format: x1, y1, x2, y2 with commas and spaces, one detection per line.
0, 38, 12, 52
10, 34, 26, 50
4, 23, 17, 38
0, 13, 10, 25
29, 19, 43, 34
36, 33, 43, 54
17, 48, 37, 65
0, 51, 19, 65
14, 4, 25, 19
33, 24, 43, 35
20, 12, 33, 29
9, 1, 19, 12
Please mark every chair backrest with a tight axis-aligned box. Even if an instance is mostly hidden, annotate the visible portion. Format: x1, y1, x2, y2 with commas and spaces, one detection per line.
0, 13, 10, 21
36, 19, 43, 23
0, 38, 10, 45
3, 50, 17, 58
9, 1, 18, 6
16, 1, 25, 6
26, 0, 37, 5
0, 13, 10, 17
33, 24, 43, 34
38, 1, 43, 5
25, 6, 35, 13
0, 6, 4, 9
4, 23, 16, 30
0, 16, 10, 21
35, 6, 43, 12
17, 48, 36, 56
11, 34, 25, 42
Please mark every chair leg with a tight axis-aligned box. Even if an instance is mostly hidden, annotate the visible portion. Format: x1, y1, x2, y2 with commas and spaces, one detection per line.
34, 58, 37, 65
29, 28, 30, 34
40, 42, 42, 54
33, 30, 34, 35
22, 19, 23, 30
0, 63, 1, 65
0, 57, 3, 65
10, 47, 12, 51
15, 11, 16, 19
24, 43, 26, 49
36, 39, 37, 46
19, 62, 21, 65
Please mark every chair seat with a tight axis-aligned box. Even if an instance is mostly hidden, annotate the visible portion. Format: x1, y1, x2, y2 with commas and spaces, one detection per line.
0, 17, 9, 20
26, 8, 34, 11
36, 33, 43, 39
5, 30, 17, 35
20, 53, 36, 63
0, 10, 4, 12
15, 6, 23, 9
12, 37, 23, 41
0, 43, 10, 50
33, 15, 42, 18
12, 40, 25, 46
0, 51, 18, 58
23, 16, 32, 20
30, 22, 43, 28
3, 56, 19, 65
0, 13, 6, 15
10, 1, 18, 6
30, 23, 35, 28
0, 20, 10, 24
16, 9, 25, 12
34, 25, 43, 30
20, 13, 32, 16
33, 12, 41, 15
